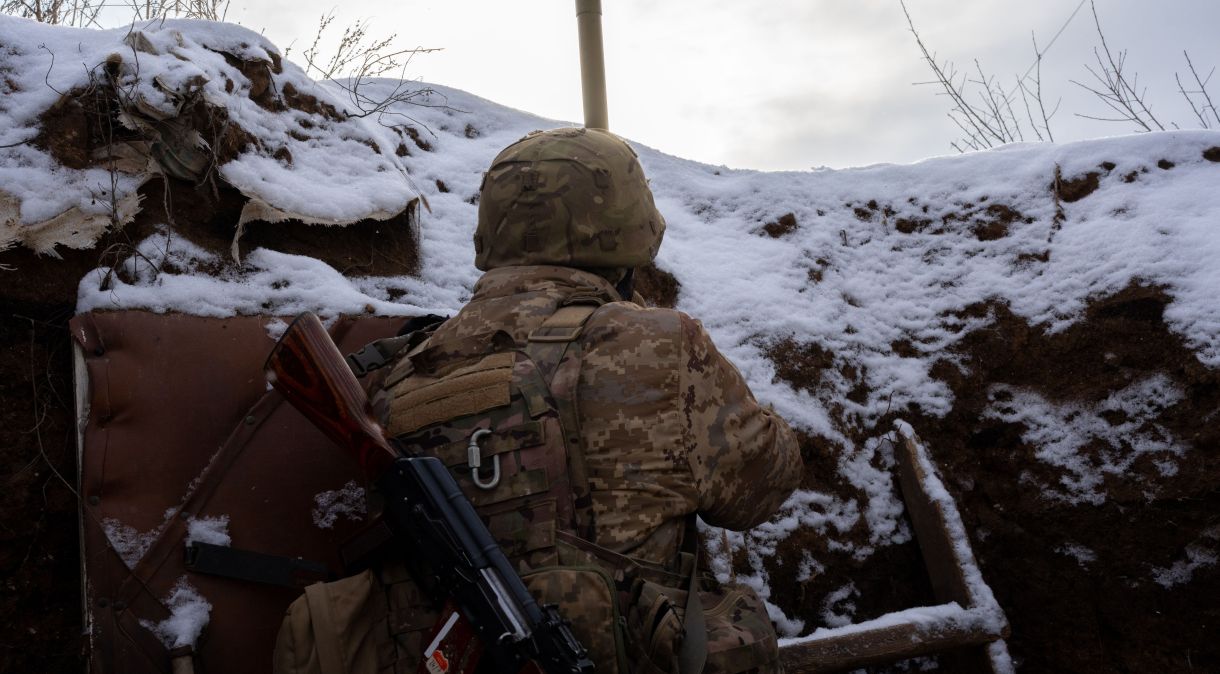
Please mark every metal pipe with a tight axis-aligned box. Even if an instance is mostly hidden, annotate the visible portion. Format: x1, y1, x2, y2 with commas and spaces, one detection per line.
575, 0, 608, 130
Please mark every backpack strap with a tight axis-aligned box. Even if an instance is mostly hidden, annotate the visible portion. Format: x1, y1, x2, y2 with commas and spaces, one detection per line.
524, 297, 604, 540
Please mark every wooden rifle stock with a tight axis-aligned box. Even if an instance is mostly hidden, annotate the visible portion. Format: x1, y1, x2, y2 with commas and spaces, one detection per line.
264, 312, 398, 475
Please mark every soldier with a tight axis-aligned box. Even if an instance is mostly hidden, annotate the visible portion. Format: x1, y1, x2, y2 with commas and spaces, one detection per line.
275, 127, 801, 674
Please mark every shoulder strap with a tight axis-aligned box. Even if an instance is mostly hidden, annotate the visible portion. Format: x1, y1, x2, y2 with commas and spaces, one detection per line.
524, 298, 603, 539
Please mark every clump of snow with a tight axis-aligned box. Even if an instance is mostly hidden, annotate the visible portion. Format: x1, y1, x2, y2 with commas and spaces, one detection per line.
1056, 543, 1098, 567
312, 480, 366, 529
983, 374, 1187, 505
102, 508, 177, 569
819, 582, 860, 628
101, 518, 162, 569
795, 550, 825, 583
1150, 526, 1220, 589
140, 578, 212, 649
185, 515, 231, 547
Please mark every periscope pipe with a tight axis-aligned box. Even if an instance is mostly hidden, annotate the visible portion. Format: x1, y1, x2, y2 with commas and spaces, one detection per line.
575, 0, 609, 130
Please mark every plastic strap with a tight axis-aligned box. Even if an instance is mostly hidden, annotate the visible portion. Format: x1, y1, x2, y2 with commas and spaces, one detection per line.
345, 335, 412, 378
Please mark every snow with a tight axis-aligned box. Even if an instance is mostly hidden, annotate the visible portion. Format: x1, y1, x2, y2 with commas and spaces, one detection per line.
140, 577, 212, 649
0, 16, 416, 254
185, 515, 231, 547
1150, 525, 1220, 589
101, 507, 176, 568
101, 517, 162, 569
820, 582, 860, 628
312, 480, 366, 529
983, 374, 1187, 505
1056, 543, 1097, 567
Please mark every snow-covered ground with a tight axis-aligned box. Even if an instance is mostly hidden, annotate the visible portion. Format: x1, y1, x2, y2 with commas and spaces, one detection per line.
4, 16, 1219, 651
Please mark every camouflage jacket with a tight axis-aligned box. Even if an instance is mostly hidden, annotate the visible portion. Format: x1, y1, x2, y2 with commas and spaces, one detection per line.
402, 265, 802, 564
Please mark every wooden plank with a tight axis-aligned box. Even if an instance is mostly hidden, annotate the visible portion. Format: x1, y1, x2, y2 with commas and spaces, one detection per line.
894, 431, 974, 608
778, 606, 1002, 673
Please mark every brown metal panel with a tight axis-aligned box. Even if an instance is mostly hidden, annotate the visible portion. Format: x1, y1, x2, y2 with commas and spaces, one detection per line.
70, 311, 407, 674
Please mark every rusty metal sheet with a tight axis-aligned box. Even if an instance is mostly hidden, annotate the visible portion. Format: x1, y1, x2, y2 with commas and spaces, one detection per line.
70, 311, 406, 674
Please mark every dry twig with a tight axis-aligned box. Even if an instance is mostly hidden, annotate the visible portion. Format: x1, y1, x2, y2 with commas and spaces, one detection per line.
1175, 51, 1220, 129
1071, 1, 1165, 132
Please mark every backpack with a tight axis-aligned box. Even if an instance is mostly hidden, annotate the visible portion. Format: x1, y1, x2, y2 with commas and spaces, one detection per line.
273, 301, 781, 674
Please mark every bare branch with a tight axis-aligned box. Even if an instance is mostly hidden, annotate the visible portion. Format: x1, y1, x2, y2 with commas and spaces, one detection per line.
1178, 51, 1220, 128
1073, 1, 1165, 132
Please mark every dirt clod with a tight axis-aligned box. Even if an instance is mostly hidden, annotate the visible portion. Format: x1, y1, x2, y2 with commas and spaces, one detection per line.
895, 217, 931, 234
405, 126, 432, 152
1055, 171, 1101, 202
1204, 146, 1220, 162
761, 213, 799, 238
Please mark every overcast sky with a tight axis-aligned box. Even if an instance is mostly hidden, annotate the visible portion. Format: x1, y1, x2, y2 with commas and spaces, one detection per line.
229, 0, 1220, 171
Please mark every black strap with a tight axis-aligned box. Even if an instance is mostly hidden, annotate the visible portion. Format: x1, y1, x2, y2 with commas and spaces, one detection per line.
346, 335, 413, 377
346, 313, 449, 378
184, 543, 329, 588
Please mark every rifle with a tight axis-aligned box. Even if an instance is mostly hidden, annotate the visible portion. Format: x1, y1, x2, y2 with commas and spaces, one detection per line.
265, 312, 594, 674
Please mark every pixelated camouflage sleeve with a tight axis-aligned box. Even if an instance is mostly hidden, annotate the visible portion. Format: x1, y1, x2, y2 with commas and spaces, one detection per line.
678, 314, 801, 530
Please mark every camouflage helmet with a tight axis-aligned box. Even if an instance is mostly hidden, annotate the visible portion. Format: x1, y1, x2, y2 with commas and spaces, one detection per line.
474, 127, 666, 271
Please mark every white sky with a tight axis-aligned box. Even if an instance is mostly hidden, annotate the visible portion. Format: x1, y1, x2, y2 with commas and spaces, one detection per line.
230, 1, 1219, 170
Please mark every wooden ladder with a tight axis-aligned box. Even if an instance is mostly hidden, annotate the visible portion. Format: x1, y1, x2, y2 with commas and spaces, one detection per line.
778, 423, 1013, 673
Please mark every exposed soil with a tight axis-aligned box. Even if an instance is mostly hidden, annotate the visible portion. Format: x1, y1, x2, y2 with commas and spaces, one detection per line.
0, 297, 83, 674
761, 212, 799, 238
634, 262, 681, 308
236, 208, 420, 277
762, 283, 1220, 672
1054, 169, 1101, 203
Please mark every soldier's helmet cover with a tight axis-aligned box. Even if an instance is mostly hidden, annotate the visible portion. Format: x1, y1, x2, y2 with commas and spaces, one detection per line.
474, 127, 666, 271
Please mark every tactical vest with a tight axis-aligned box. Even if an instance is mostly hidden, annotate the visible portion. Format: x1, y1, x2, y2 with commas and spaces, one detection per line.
372, 298, 631, 671
274, 302, 783, 674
